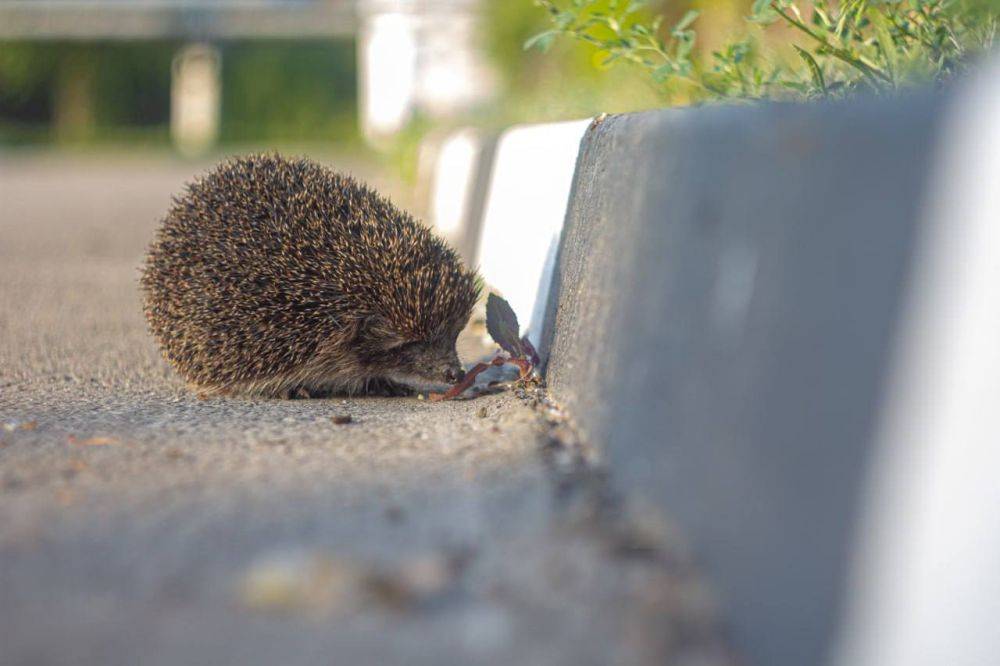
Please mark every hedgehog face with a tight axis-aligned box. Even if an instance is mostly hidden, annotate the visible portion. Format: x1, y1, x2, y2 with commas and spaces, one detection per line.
351, 323, 465, 391
380, 339, 466, 390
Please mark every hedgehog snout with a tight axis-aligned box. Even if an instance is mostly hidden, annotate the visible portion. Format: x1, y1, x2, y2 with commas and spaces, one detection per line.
375, 340, 464, 386
424, 348, 465, 385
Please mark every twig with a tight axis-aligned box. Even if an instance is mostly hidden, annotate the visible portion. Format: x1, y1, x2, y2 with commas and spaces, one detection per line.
428, 356, 506, 402
428, 354, 533, 402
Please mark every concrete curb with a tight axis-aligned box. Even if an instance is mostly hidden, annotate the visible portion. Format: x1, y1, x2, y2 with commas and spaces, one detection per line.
423, 67, 1000, 666
544, 95, 944, 666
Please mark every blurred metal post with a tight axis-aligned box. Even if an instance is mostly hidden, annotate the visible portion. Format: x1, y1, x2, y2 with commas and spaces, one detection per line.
171, 44, 222, 157
357, 0, 497, 146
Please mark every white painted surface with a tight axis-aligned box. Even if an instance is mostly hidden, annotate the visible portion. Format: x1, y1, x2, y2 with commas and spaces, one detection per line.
357, 0, 496, 145
475, 119, 591, 346
358, 11, 418, 142
429, 129, 483, 240
836, 63, 1000, 666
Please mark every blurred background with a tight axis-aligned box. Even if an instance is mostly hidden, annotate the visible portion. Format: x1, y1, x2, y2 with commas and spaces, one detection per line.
4, 6, 1000, 666
0, 0, 730, 195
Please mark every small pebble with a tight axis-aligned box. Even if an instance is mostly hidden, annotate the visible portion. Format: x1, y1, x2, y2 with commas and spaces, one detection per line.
331, 414, 353, 425
68, 435, 119, 446
476, 407, 488, 418
238, 549, 359, 615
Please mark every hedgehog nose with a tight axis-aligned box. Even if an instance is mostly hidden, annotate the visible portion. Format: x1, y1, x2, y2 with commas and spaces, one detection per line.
444, 367, 464, 384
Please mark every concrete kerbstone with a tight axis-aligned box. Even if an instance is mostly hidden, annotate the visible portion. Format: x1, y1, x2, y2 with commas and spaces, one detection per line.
544, 94, 944, 666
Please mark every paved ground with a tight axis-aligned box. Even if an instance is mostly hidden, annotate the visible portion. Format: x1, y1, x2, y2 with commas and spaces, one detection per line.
0, 153, 733, 666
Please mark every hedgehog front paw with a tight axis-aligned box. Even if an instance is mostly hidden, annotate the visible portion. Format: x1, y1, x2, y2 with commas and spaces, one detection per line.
280, 385, 334, 399
365, 378, 415, 397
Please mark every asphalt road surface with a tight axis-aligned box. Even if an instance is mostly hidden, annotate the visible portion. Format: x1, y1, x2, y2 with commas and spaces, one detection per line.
0, 153, 732, 666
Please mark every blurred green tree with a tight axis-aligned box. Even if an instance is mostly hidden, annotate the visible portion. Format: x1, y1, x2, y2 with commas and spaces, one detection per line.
220, 40, 356, 144
0, 39, 357, 148
525, 0, 998, 103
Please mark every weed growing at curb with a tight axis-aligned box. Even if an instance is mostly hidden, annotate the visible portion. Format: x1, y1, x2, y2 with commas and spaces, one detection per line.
528, 0, 998, 102
429, 294, 540, 402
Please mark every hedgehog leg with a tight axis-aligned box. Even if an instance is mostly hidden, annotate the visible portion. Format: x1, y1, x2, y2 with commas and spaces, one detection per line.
298, 385, 340, 399
365, 378, 415, 397
188, 381, 226, 400
289, 386, 314, 400
279, 384, 339, 399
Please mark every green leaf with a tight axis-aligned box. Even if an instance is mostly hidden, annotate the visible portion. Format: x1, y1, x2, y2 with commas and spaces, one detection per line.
592, 49, 621, 69
750, 0, 780, 23
780, 79, 811, 92
868, 8, 900, 74
524, 31, 559, 52
752, 0, 774, 17
814, 6, 833, 28
676, 35, 695, 58
794, 45, 827, 93
835, 0, 858, 37
673, 10, 700, 34
652, 63, 675, 82
554, 11, 575, 29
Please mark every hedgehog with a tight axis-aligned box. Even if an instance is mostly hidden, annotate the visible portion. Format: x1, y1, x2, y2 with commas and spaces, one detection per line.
140, 154, 481, 398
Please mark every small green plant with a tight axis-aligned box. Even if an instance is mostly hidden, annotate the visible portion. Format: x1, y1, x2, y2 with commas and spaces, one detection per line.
429, 294, 538, 402
527, 0, 998, 102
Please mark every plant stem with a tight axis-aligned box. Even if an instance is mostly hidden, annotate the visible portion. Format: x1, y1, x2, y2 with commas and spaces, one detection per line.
772, 4, 893, 85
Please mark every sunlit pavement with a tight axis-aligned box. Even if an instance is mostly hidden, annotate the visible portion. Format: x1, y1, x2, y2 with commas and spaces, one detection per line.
0, 154, 731, 666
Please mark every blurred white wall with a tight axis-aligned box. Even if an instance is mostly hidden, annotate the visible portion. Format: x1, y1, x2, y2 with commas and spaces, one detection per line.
835, 61, 1000, 666
357, 0, 497, 145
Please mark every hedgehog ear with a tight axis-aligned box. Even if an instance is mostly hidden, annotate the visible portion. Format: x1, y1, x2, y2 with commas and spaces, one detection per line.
357, 314, 409, 348
357, 313, 385, 332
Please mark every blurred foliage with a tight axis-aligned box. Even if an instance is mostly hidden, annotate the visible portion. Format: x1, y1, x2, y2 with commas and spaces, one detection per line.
0, 42, 173, 145
527, 0, 998, 102
480, 0, 671, 123
0, 39, 357, 148
2, 1, 995, 152
220, 41, 356, 143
